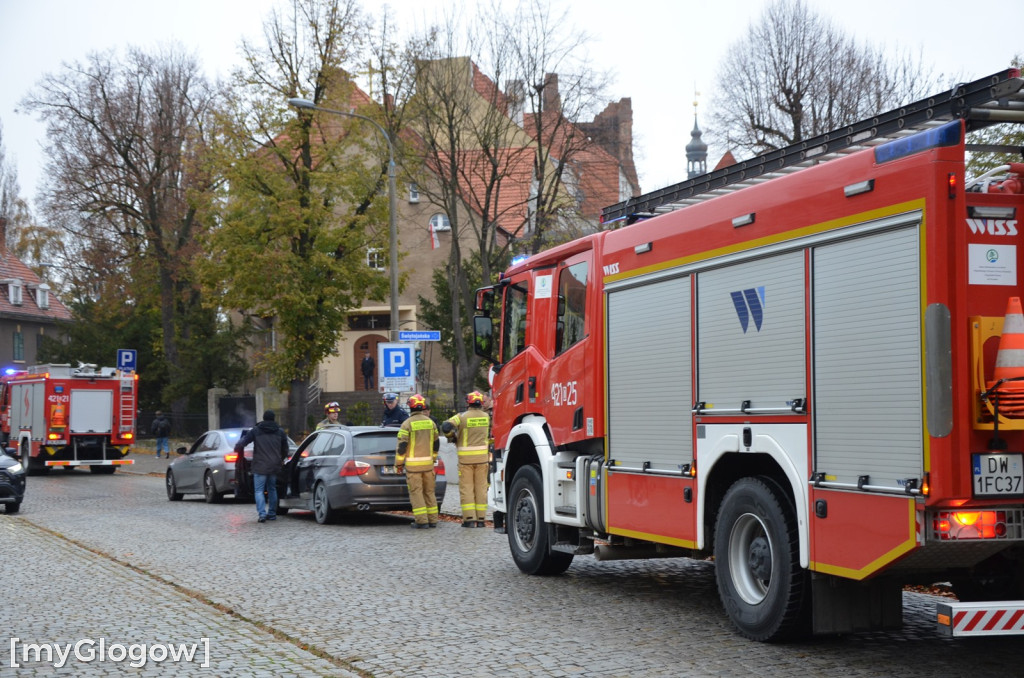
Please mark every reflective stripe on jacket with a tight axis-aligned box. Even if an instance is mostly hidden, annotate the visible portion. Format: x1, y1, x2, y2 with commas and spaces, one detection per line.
446, 406, 490, 464
396, 413, 438, 472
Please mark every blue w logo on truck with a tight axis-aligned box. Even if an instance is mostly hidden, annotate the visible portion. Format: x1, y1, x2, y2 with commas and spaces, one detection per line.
730, 287, 766, 333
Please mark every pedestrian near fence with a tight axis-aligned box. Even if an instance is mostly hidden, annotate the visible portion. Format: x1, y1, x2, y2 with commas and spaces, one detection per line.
151, 411, 171, 459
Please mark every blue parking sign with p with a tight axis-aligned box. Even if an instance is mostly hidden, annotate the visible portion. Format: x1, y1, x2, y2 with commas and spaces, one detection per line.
117, 348, 137, 372
379, 343, 416, 392
382, 345, 411, 376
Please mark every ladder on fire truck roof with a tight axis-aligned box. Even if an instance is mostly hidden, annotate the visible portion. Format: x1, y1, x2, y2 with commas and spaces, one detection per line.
601, 68, 1024, 224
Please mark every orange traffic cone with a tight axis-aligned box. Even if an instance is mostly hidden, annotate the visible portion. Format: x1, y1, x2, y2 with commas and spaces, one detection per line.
988, 297, 1024, 414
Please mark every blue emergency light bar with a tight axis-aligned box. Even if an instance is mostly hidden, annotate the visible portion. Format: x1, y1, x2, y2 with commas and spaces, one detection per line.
874, 120, 962, 165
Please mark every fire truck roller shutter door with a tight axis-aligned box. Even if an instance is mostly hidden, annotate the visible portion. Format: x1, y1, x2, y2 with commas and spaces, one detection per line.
606, 275, 692, 471
812, 218, 923, 489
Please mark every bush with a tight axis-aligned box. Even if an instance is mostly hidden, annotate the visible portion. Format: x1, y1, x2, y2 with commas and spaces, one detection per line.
345, 401, 374, 426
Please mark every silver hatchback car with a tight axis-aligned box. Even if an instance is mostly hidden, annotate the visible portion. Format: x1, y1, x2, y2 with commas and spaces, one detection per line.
279, 425, 446, 524
166, 428, 297, 503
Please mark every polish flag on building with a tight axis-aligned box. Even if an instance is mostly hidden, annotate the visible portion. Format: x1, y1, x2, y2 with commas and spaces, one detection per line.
429, 222, 440, 250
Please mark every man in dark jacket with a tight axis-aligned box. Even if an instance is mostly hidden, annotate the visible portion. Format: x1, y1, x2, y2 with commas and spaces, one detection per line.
151, 411, 171, 459
235, 410, 289, 523
381, 392, 408, 427
360, 351, 375, 390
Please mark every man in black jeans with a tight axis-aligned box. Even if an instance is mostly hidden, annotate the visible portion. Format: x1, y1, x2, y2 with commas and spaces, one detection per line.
360, 351, 375, 390
235, 410, 288, 523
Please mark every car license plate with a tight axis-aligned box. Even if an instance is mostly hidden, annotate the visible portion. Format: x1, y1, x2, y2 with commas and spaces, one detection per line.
972, 453, 1024, 496
381, 465, 404, 475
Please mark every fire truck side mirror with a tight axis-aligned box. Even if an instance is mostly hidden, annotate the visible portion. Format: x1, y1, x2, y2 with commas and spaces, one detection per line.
473, 316, 497, 363
475, 288, 495, 316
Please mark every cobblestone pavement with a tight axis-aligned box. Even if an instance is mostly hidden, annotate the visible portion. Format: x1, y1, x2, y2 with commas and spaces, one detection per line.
1, 454, 1020, 677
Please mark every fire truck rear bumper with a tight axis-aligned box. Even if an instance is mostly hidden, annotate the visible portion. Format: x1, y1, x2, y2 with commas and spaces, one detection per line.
45, 459, 135, 467
936, 600, 1024, 636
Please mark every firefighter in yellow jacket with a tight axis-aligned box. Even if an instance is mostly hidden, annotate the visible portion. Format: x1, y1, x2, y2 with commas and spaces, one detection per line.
442, 391, 490, 528
396, 393, 440, 529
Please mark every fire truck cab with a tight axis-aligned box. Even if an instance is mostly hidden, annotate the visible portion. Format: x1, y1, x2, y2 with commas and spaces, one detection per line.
475, 69, 1024, 640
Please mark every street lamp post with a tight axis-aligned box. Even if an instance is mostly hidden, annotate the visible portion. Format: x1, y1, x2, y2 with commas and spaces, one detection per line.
286, 98, 400, 336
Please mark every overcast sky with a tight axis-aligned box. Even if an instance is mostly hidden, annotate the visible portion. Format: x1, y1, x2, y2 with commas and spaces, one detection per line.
1, 0, 1020, 209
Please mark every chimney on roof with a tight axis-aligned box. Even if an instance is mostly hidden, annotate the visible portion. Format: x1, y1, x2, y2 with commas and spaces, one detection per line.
539, 73, 560, 113
505, 80, 525, 126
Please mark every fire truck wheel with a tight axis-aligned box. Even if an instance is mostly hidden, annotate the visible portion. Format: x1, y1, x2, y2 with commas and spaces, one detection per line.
203, 471, 223, 504
507, 465, 573, 576
166, 471, 183, 501
89, 466, 116, 474
713, 476, 808, 642
22, 441, 48, 475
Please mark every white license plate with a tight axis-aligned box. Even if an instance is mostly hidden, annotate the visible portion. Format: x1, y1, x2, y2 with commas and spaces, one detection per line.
381, 465, 404, 475
972, 453, 1024, 496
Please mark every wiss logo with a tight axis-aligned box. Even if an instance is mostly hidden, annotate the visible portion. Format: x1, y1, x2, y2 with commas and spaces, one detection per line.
730, 287, 766, 333
967, 219, 1018, 236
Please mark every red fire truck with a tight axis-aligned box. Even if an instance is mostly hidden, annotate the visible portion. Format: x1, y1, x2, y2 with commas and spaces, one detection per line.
473, 69, 1024, 640
0, 364, 137, 473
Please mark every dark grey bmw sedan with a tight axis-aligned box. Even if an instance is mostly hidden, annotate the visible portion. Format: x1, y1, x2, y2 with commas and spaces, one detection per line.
279, 425, 446, 524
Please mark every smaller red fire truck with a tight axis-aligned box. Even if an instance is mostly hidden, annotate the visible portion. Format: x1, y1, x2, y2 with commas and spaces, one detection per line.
0, 364, 137, 473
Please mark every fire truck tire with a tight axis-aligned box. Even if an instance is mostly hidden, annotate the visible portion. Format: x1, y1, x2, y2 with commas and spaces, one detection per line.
166, 471, 183, 501
507, 465, 573, 576
89, 465, 116, 474
714, 476, 808, 642
22, 440, 48, 475
203, 471, 223, 504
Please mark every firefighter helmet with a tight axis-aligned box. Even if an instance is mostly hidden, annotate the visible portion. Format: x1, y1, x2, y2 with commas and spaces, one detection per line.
466, 391, 484, 406
407, 393, 427, 411
325, 401, 341, 414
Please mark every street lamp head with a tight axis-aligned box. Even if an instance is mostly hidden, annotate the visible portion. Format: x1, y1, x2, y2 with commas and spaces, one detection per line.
287, 98, 316, 110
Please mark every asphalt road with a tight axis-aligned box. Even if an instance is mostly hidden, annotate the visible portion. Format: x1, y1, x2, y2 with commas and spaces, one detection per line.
1, 458, 1020, 677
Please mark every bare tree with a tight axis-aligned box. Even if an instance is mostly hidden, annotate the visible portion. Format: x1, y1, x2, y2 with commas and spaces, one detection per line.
379, 0, 612, 395
0, 121, 37, 258
497, 0, 612, 254
709, 0, 941, 156
21, 46, 225, 417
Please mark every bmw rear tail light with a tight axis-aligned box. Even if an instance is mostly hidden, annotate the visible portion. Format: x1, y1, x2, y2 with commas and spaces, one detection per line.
340, 460, 370, 476
435, 458, 445, 474
224, 453, 239, 463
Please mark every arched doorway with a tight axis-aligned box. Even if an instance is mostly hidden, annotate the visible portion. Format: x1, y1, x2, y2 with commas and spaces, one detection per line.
354, 334, 388, 391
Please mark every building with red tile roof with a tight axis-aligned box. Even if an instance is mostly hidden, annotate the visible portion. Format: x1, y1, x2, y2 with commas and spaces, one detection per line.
0, 219, 73, 368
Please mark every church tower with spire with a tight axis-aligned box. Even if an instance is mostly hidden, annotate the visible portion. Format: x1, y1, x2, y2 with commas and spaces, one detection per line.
686, 94, 708, 179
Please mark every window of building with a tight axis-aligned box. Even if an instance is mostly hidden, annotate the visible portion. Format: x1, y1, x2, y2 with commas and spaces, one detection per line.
429, 213, 451, 232
35, 284, 49, 309
367, 248, 385, 271
13, 330, 24, 362
409, 183, 419, 203
8, 280, 22, 306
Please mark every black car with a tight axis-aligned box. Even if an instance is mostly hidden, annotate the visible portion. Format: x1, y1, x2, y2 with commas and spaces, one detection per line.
0, 448, 26, 514
278, 425, 447, 524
